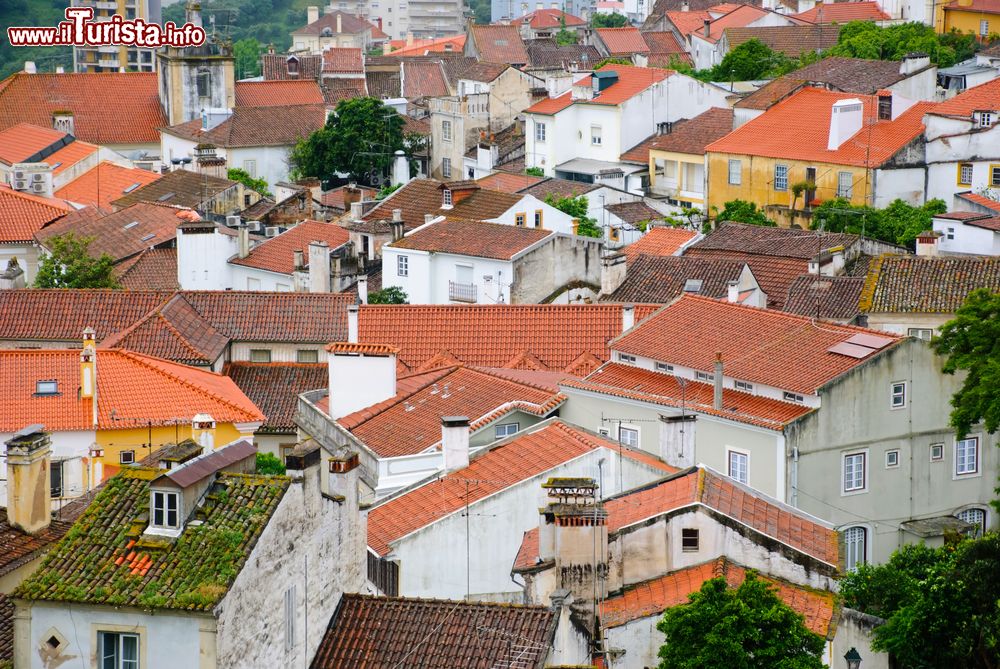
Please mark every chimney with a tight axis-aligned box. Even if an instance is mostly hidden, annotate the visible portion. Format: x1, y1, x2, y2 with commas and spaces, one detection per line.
900, 53, 930, 75
391, 209, 404, 241
713, 352, 723, 411
294, 249, 305, 270
0, 258, 25, 290
703, 18, 710, 37
80, 327, 98, 427
441, 416, 470, 472
916, 231, 941, 257
727, 280, 739, 303
23, 61, 36, 74
622, 304, 635, 332
424, 213, 435, 225
357, 276, 368, 304
308, 241, 331, 293
307, 5, 320, 23
237, 223, 250, 259
5, 426, 52, 535
827, 98, 863, 151
337, 12, 342, 32
55, 66, 64, 74
326, 342, 399, 420
350, 201, 364, 222
392, 150, 411, 187
347, 303, 359, 343
343, 183, 361, 209
52, 111, 74, 136
681, 0, 689, 9
600, 252, 627, 295
192, 413, 216, 450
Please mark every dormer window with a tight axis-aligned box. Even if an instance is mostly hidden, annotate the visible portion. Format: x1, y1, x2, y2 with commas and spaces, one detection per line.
151, 490, 180, 530
442, 189, 452, 207
286, 57, 299, 76
35, 380, 59, 395
977, 111, 995, 128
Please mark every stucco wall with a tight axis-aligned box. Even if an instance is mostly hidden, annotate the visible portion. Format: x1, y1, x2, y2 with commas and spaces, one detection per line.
510, 234, 603, 304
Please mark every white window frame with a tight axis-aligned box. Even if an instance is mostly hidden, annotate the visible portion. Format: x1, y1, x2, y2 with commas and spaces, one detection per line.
591, 125, 602, 146
681, 527, 699, 552
695, 371, 713, 382
959, 163, 973, 185
956, 507, 987, 536
930, 442, 944, 461
656, 362, 674, 373
885, 449, 899, 468
534, 121, 546, 143
98, 631, 140, 669
837, 171, 853, 198
494, 422, 520, 439
618, 425, 639, 449
783, 391, 804, 403
727, 159, 741, 185
442, 157, 452, 178
243, 159, 257, 178
908, 328, 932, 341
955, 436, 979, 477
120, 450, 135, 465
890, 381, 907, 409
842, 450, 867, 494
735, 380, 753, 392
441, 119, 452, 142
617, 352, 636, 364
774, 164, 788, 191
980, 18, 989, 35
727, 448, 749, 484
397, 254, 409, 277
843, 525, 868, 571
151, 490, 180, 529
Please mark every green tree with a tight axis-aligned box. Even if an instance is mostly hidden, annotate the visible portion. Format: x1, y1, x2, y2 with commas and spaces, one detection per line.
34, 233, 118, 289
525, 167, 545, 177
256, 452, 286, 475
711, 38, 793, 82
657, 571, 825, 669
828, 21, 978, 68
592, 12, 628, 28
227, 167, 272, 197
367, 286, 409, 304
715, 200, 776, 226
376, 183, 401, 200
544, 193, 602, 238
233, 37, 263, 79
595, 57, 633, 69
555, 15, 578, 45
290, 97, 406, 186
811, 198, 945, 248
840, 535, 1000, 669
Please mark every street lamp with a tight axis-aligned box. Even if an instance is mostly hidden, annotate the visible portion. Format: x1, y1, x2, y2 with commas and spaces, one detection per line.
844, 647, 862, 669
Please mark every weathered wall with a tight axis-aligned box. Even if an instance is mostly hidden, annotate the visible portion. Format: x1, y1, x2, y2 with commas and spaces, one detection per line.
511, 234, 603, 304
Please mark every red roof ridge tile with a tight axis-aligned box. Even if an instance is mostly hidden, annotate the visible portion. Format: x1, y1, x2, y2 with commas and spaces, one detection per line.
326, 342, 400, 356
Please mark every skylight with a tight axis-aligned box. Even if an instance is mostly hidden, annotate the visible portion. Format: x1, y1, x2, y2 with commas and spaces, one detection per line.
683, 279, 703, 293
123, 182, 141, 193
157, 192, 175, 202
140, 233, 156, 242
123, 221, 139, 230
35, 380, 58, 395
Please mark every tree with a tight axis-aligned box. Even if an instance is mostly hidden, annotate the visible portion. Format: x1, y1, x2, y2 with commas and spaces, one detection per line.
227, 167, 272, 198
290, 97, 406, 186
233, 37, 263, 79
840, 535, 1000, 669
34, 234, 118, 289
592, 12, 628, 27
933, 289, 1000, 442
595, 57, 633, 69
657, 571, 825, 669
367, 286, 409, 304
525, 167, 545, 177
555, 15, 578, 45
544, 193, 602, 238
256, 452, 286, 476
376, 183, 401, 200
711, 39, 793, 82
827, 21, 978, 68
715, 200, 776, 226
810, 198, 946, 248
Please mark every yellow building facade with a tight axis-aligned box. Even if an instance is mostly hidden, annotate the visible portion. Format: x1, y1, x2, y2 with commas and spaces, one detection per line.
939, 1, 999, 39
648, 149, 707, 208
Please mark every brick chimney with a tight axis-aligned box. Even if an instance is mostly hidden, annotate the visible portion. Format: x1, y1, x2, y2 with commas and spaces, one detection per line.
325, 342, 399, 420
391, 208, 404, 241
441, 416, 470, 472
5, 426, 52, 535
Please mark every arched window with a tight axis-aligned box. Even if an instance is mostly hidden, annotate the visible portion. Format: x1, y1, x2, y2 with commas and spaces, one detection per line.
957, 507, 987, 537
286, 56, 299, 75
321, 26, 333, 37
843, 526, 867, 571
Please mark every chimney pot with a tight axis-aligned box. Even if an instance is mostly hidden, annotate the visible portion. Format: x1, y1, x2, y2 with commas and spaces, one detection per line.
347, 304, 359, 343
441, 416, 470, 472
727, 280, 739, 303
622, 304, 635, 332
703, 18, 710, 37
294, 248, 305, 270
350, 201, 364, 222
308, 240, 331, 293
424, 213, 435, 225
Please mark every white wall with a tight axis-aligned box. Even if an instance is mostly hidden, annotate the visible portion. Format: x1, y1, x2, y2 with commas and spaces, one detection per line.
873, 166, 925, 207
177, 226, 239, 290
487, 194, 576, 235
382, 247, 513, 305
229, 264, 295, 292
933, 218, 1000, 255
924, 116, 1000, 204
229, 145, 294, 193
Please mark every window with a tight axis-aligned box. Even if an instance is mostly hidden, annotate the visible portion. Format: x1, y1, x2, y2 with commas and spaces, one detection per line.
980, 18, 989, 36
534, 121, 546, 142
195, 67, 211, 97
533, 210, 543, 228
656, 362, 674, 373
783, 391, 804, 403
494, 422, 520, 439
908, 328, 933, 341
442, 120, 452, 142
946, 226, 955, 240
681, 528, 699, 552
243, 159, 256, 178
957, 507, 987, 536
284, 586, 296, 652
843, 526, 867, 570
296, 349, 319, 363
695, 371, 713, 382
98, 631, 139, 669
837, 171, 853, 198
35, 379, 58, 395
958, 163, 973, 185
397, 254, 409, 277
441, 158, 452, 178
878, 96, 892, 120
151, 490, 180, 529
250, 349, 272, 363
591, 125, 602, 145
890, 381, 906, 409
50, 461, 63, 498
735, 380, 753, 392
774, 164, 788, 191
120, 450, 135, 465
618, 426, 639, 448
843, 452, 866, 492
727, 159, 741, 185
956, 437, 979, 475
598, 428, 610, 437
286, 57, 299, 75
442, 189, 452, 207
610, 227, 620, 242
618, 352, 636, 364
991, 165, 1000, 186
247, 277, 261, 290
981, 112, 995, 128
515, 213, 526, 227
885, 449, 899, 468
728, 450, 748, 484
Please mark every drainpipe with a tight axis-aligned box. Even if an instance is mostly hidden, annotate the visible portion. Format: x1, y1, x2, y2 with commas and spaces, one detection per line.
791, 445, 799, 508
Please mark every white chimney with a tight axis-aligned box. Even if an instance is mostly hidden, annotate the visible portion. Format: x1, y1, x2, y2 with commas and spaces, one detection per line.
347, 303, 359, 343
307, 5, 320, 23
392, 150, 411, 187
294, 249, 305, 270
713, 352, 723, 411
336, 12, 342, 32
55, 66, 64, 74
358, 276, 368, 304
727, 280, 739, 303
192, 413, 216, 450
916, 231, 941, 257
424, 213, 435, 225
601, 253, 627, 295
308, 241, 330, 293
441, 416, 471, 472
326, 342, 399, 420
237, 223, 250, 259
622, 304, 635, 332
350, 201, 364, 222
827, 99, 863, 151
23, 61, 36, 74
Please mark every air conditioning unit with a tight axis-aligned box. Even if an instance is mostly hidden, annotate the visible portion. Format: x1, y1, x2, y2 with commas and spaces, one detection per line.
31, 183, 47, 193
226, 215, 241, 227
265, 226, 279, 237
246, 220, 262, 232
31, 173, 46, 183
12, 170, 25, 180
12, 179, 27, 190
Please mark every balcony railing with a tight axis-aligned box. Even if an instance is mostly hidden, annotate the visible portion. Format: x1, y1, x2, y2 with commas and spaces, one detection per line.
448, 281, 477, 303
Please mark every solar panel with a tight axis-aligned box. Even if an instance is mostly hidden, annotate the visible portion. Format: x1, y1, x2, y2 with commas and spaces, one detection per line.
845, 333, 894, 349
828, 341, 875, 359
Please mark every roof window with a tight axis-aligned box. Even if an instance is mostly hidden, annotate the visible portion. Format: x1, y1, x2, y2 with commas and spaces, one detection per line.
35, 380, 59, 395
683, 278, 703, 293
122, 182, 141, 194
123, 221, 139, 230
157, 192, 175, 202
140, 233, 156, 242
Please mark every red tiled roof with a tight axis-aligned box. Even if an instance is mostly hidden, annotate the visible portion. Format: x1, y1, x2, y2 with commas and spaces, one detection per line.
319, 184, 377, 210
793, 1, 889, 22
943, 0, 1000, 14
0, 510, 74, 578
956, 191, 1000, 213
0, 185, 72, 242
930, 77, 1000, 117
321, 48, 363, 73
0, 123, 66, 165
665, 9, 713, 36
113, 248, 179, 291
965, 215, 1000, 231
706, 88, 936, 167
603, 255, 748, 303
622, 107, 734, 162
162, 104, 327, 148
623, 227, 699, 262
0, 290, 173, 342
261, 53, 323, 81
685, 250, 807, 308
358, 303, 661, 373
518, 8, 586, 28
234, 80, 325, 107
230, 220, 350, 275
600, 558, 836, 636
386, 34, 466, 57
54, 161, 160, 209
783, 274, 864, 321
35, 202, 185, 263
475, 171, 546, 192
642, 31, 689, 57
612, 293, 902, 394
310, 594, 557, 669
861, 254, 1000, 314
0, 348, 263, 432
470, 24, 530, 64
295, 10, 372, 35
596, 27, 651, 55
389, 218, 552, 259
0, 72, 166, 145
402, 60, 449, 98
225, 362, 327, 432
44, 139, 99, 175
327, 342, 400, 355
525, 65, 671, 114
367, 420, 673, 555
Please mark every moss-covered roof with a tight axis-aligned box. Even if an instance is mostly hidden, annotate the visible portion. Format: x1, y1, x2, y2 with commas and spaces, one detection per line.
14, 468, 289, 611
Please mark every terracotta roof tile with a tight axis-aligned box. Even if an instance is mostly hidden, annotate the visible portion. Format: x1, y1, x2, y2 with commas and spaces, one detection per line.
365, 70, 401, 98
455, 61, 509, 83
596, 27, 651, 55
930, 76, 1000, 117
0, 290, 173, 342
475, 171, 546, 192
327, 342, 400, 355
518, 8, 586, 27
0, 511, 74, 578
964, 215, 1000, 231
358, 179, 523, 231
734, 77, 807, 110
389, 218, 552, 259
956, 191, 1000, 213
519, 176, 599, 198
0, 123, 67, 164
358, 303, 661, 372
612, 293, 902, 394
525, 40, 602, 69
0, 595, 10, 666
526, 64, 671, 115
54, 161, 161, 209
622, 227, 699, 262
722, 25, 841, 56
310, 594, 557, 668
321, 47, 364, 73
179, 291, 354, 343
793, 0, 889, 22
622, 107, 734, 161
783, 274, 864, 320
785, 56, 909, 94
113, 248, 180, 291
665, 9, 714, 36
386, 34, 467, 57
112, 169, 238, 209
367, 420, 673, 554
0, 72, 166, 145
707, 87, 933, 167
564, 362, 811, 429
401, 60, 449, 98
687, 221, 857, 258
0, 184, 72, 242
642, 31, 688, 57
295, 10, 372, 35
319, 184, 377, 210
261, 53, 323, 81
230, 220, 350, 275
470, 24, 530, 64
14, 467, 288, 610
225, 362, 327, 432
161, 104, 326, 148
862, 255, 1000, 314
942, 0, 1000, 14
605, 201, 669, 225
322, 79, 367, 105
605, 256, 746, 303
0, 348, 264, 432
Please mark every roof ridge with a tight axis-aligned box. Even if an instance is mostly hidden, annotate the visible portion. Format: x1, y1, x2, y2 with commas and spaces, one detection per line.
152, 311, 213, 362
96, 291, 179, 348
857, 252, 890, 312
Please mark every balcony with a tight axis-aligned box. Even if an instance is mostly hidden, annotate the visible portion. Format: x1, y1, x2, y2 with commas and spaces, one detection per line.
448, 281, 477, 303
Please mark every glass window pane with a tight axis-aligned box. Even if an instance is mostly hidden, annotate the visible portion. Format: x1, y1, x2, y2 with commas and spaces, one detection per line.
122, 634, 138, 668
